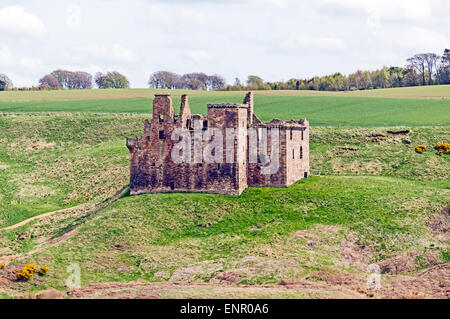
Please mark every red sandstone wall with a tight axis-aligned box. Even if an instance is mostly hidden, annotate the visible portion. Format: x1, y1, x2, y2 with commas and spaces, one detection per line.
127, 94, 310, 196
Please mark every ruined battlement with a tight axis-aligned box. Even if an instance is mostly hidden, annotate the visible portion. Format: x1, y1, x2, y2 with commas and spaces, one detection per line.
127, 92, 310, 196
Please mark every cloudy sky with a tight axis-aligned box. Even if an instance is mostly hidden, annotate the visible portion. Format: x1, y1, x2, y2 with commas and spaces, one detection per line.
1, 0, 449, 87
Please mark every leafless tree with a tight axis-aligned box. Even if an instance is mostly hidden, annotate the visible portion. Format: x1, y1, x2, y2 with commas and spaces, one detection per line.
407, 54, 428, 85
437, 49, 450, 84
181, 73, 207, 90
94, 72, 105, 89
46, 70, 92, 89
423, 53, 439, 85
148, 71, 181, 89
39, 74, 60, 89
0, 73, 13, 90
207, 74, 226, 90
70, 71, 92, 89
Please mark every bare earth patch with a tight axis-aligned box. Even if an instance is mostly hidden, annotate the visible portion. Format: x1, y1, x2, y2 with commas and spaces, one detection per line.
25, 141, 56, 151
377, 251, 442, 275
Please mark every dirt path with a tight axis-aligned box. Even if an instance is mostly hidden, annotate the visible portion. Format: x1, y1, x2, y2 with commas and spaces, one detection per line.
0, 186, 130, 266
0, 204, 88, 231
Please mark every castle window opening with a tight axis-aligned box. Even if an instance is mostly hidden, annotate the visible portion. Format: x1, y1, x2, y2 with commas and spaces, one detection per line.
159, 130, 165, 140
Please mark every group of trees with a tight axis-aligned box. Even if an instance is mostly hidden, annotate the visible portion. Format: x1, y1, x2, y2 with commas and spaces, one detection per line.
94, 72, 130, 89
148, 71, 226, 90
39, 70, 93, 89
225, 49, 450, 92
0, 74, 13, 91
407, 50, 450, 86
38, 70, 129, 90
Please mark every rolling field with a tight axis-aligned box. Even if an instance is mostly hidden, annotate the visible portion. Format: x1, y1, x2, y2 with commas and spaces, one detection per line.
0, 86, 449, 299
0, 96, 449, 127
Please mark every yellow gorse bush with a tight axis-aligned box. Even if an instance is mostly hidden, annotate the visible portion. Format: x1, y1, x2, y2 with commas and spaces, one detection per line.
39, 266, 49, 276
435, 142, 450, 156
16, 264, 37, 281
415, 145, 427, 153
0, 264, 5, 270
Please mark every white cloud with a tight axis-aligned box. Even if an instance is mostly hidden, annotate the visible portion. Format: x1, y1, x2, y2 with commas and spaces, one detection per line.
0, 44, 15, 68
66, 4, 81, 30
382, 27, 450, 53
0, 43, 46, 71
0, 6, 46, 37
184, 50, 212, 63
147, 5, 172, 24
77, 44, 137, 63
5, 72, 35, 88
284, 33, 347, 52
260, 0, 290, 8
180, 9, 206, 26
18, 56, 46, 72
317, 0, 433, 22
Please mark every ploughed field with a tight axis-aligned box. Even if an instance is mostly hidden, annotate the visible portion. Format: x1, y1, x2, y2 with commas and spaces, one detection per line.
0, 86, 448, 299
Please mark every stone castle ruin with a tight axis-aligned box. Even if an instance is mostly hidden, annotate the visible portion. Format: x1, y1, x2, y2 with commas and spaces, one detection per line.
127, 92, 309, 195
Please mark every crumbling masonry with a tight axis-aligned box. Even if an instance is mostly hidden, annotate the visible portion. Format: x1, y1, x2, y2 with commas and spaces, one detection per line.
127, 92, 309, 195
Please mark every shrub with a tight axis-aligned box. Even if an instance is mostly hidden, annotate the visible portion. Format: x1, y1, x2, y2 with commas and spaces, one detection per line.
435, 142, 450, 156
0, 264, 4, 270
415, 145, 427, 153
39, 266, 49, 276
16, 264, 37, 281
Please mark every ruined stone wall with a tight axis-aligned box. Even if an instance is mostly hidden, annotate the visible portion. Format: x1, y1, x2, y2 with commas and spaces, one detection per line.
247, 127, 288, 187
127, 93, 310, 196
284, 124, 309, 185
127, 96, 247, 195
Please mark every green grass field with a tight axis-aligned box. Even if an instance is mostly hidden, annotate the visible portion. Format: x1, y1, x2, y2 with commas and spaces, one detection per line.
0, 86, 448, 299
0, 96, 449, 126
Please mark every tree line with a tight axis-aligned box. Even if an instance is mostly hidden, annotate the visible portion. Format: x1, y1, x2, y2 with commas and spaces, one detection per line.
1, 49, 449, 92
224, 49, 450, 91
148, 71, 226, 90
0, 70, 131, 91
39, 70, 130, 90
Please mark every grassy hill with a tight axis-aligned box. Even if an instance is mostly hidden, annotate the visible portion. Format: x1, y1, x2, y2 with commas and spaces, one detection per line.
0, 86, 448, 299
